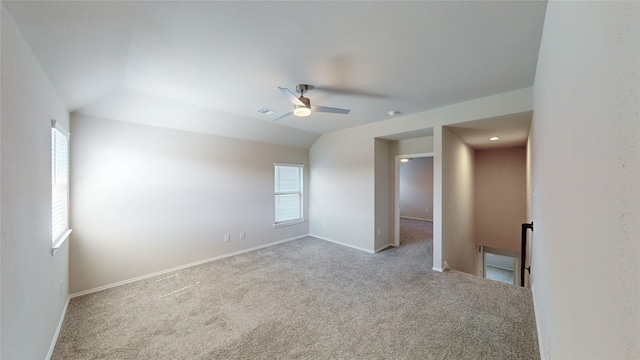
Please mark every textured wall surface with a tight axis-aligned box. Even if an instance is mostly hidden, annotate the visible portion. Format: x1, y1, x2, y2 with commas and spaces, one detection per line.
474, 147, 526, 252
1, 6, 70, 359
399, 157, 434, 220
70, 115, 309, 293
531, 1, 639, 358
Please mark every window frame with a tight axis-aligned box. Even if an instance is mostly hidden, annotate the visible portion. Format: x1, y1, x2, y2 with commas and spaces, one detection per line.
273, 163, 304, 227
51, 119, 72, 255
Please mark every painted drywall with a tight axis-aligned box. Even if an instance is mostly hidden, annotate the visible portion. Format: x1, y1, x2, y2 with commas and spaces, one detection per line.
524, 134, 532, 288
474, 147, 526, 253
310, 88, 533, 269
388, 136, 434, 247
309, 126, 376, 252
374, 138, 391, 251
441, 127, 477, 275
1, 6, 70, 359
397, 136, 434, 155
531, 1, 639, 359
70, 114, 309, 293
399, 157, 434, 220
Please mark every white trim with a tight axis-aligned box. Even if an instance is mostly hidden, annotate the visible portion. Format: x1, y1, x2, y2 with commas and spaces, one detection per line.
70, 235, 307, 298
375, 244, 393, 253
273, 219, 306, 228
399, 216, 433, 222
274, 162, 303, 168
51, 118, 70, 137
309, 234, 375, 254
531, 284, 546, 360
432, 266, 444, 272
51, 229, 72, 256
46, 296, 70, 360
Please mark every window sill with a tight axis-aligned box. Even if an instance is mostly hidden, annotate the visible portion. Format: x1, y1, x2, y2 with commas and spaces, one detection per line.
273, 219, 305, 228
51, 229, 72, 256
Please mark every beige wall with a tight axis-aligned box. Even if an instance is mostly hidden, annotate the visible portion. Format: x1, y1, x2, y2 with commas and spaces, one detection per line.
309, 127, 375, 252
474, 147, 526, 252
531, 1, 639, 358
397, 136, 434, 155
70, 115, 309, 293
1, 6, 71, 358
310, 88, 533, 269
374, 138, 391, 251
399, 157, 434, 220
441, 127, 477, 274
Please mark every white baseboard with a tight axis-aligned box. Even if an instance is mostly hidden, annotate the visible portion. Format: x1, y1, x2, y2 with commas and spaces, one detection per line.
47, 296, 70, 360
531, 284, 547, 359
432, 266, 444, 272
309, 234, 375, 254
70, 235, 308, 298
375, 244, 393, 253
400, 216, 433, 221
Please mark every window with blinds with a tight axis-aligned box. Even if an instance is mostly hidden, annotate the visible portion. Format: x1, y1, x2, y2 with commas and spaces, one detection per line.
274, 164, 303, 225
51, 120, 71, 252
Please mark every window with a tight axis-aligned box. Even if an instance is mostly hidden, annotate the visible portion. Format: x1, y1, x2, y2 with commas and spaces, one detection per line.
51, 119, 71, 253
274, 163, 303, 226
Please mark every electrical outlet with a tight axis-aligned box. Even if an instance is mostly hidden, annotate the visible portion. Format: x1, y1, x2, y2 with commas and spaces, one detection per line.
377, 228, 381, 235
240, 232, 245, 239
59, 281, 63, 295
224, 234, 230, 242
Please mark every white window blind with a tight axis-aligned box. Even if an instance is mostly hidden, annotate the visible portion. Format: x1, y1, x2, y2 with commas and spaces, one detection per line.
51, 120, 70, 250
274, 164, 303, 224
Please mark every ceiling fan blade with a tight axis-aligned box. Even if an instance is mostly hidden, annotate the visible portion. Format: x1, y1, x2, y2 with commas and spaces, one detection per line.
278, 87, 305, 106
311, 105, 350, 114
272, 111, 293, 122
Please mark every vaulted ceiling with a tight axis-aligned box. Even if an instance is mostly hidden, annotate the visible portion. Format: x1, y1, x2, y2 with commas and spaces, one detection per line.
4, 1, 547, 148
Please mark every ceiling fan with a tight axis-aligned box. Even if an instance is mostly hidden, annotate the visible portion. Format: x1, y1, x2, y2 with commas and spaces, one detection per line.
272, 84, 350, 121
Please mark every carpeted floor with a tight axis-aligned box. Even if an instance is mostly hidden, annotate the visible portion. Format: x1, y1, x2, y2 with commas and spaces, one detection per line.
53, 219, 539, 359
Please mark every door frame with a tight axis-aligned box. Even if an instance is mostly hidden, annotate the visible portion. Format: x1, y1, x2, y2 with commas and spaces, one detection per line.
393, 152, 434, 247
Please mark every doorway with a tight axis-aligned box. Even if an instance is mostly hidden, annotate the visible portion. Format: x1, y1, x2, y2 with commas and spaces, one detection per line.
394, 153, 433, 247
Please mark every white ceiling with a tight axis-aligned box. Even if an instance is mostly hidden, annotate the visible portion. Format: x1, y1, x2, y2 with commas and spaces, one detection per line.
4, 1, 546, 148
446, 111, 533, 149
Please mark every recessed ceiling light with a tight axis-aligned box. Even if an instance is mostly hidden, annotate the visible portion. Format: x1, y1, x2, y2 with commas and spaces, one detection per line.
400, 158, 410, 162
388, 110, 401, 116
489, 136, 500, 141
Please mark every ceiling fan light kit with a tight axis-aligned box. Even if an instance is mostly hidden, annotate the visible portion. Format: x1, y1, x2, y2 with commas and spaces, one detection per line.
293, 104, 311, 117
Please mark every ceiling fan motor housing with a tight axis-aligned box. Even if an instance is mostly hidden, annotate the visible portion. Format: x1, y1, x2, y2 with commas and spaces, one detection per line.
298, 96, 310, 108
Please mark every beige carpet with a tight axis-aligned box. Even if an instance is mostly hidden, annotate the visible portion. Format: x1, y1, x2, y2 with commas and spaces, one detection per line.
53, 219, 539, 359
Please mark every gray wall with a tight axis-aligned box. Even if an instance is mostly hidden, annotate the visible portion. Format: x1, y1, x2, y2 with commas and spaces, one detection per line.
531, 1, 639, 358
399, 157, 434, 220
70, 115, 309, 294
1, 6, 70, 359
474, 147, 526, 253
